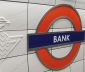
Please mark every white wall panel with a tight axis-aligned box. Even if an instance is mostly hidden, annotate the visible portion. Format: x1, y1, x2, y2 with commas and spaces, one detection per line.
28, 4, 53, 29
76, 9, 85, 28
70, 60, 84, 72
29, 0, 55, 5
0, 55, 28, 72
0, 31, 27, 59
75, 0, 85, 9
0, 1, 27, 31
52, 18, 72, 29
56, 0, 76, 7
10, 0, 28, 2
28, 53, 49, 72
53, 66, 70, 72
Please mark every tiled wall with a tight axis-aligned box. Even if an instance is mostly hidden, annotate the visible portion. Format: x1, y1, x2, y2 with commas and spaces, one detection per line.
0, 0, 85, 72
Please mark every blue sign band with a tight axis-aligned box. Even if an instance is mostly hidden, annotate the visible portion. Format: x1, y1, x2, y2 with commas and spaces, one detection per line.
28, 31, 84, 49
